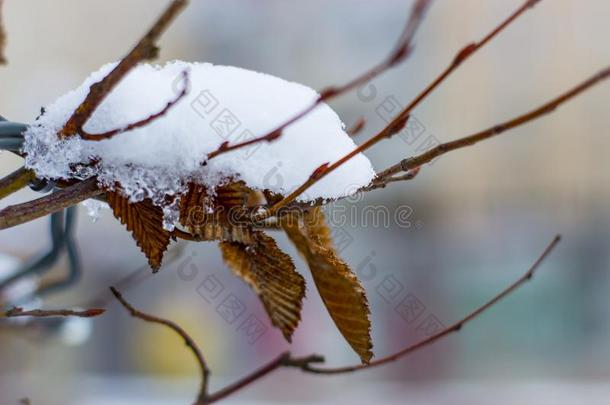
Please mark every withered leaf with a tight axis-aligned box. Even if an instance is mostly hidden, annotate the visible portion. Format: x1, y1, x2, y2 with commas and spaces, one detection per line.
219, 231, 305, 342
106, 191, 171, 271
283, 207, 373, 363
178, 181, 257, 244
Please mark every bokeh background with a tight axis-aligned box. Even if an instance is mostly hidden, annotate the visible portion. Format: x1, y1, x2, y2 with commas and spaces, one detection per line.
1, 0, 610, 403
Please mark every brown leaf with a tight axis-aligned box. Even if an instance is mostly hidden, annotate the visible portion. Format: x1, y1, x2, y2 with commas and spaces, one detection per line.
178, 181, 256, 244
220, 231, 305, 342
106, 191, 171, 271
283, 208, 373, 363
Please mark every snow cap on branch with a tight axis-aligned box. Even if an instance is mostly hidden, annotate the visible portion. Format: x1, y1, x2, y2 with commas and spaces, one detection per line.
23, 61, 375, 208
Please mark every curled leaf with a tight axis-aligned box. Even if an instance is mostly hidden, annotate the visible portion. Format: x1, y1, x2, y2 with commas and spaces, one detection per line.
220, 231, 305, 342
106, 191, 171, 271
283, 207, 373, 363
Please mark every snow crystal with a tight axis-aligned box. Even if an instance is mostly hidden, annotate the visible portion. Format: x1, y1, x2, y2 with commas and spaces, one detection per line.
81, 199, 109, 222
23, 61, 375, 215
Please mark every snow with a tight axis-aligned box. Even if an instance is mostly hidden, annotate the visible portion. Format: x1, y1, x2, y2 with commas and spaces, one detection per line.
81, 199, 109, 222
23, 61, 375, 220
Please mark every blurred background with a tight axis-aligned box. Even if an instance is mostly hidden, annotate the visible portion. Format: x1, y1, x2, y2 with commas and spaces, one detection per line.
1, 0, 610, 403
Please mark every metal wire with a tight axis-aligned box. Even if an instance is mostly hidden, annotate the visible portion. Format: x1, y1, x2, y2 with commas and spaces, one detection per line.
36, 206, 81, 297
0, 120, 26, 151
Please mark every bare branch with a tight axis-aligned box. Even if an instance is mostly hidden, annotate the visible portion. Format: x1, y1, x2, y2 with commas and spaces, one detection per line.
206, 352, 325, 404
299, 235, 561, 374
110, 286, 210, 404
80, 70, 190, 141
0, 177, 102, 230
4, 306, 105, 318
59, 0, 188, 138
346, 117, 366, 137
0, 0, 6, 64
377, 66, 610, 179
0, 167, 35, 200
205, 0, 432, 160
360, 167, 420, 192
264, 0, 543, 218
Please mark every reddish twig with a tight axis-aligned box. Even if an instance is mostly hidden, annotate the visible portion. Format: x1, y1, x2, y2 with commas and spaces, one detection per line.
110, 286, 210, 404
376, 66, 610, 179
59, 0, 188, 138
200, 234, 560, 401
205, 0, 432, 160
4, 306, 105, 318
0, 177, 102, 230
80, 70, 190, 141
263, 0, 543, 218
299, 235, 561, 374
0, 0, 7, 64
360, 167, 421, 192
346, 117, 366, 137
205, 352, 325, 404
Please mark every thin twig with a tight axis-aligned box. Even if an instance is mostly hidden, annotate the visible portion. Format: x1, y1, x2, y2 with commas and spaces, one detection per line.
205, 234, 559, 399
0, 167, 35, 200
59, 0, 188, 138
360, 167, 420, 192
205, 352, 325, 404
300, 235, 561, 374
110, 286, 210, 404
377, 66, 610, 179
0, 177, 102, 230
263, 0, 543, 218
4, 306, 105, 318
0, 0, 6, 65
80, 70, 190, 141
205, 0, 432, 160
346, 117, 366, 137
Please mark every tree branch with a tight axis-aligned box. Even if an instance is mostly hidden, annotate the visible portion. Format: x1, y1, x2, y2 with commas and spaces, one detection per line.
0, 0, 6, 65
110, 286, 210, 404
0, 167, 35, 200
205, 352, 325, 403
377, 66, 610, 179
300, 234, 561, 374
59, 0, 188, 138
360, 167, 420, 192
80, 69, 190, 141
263, 0, 543, 218
346, 117, 366, 137
4, 306, 105, 318
0, 177, 102, 230
205, 0, 432, 160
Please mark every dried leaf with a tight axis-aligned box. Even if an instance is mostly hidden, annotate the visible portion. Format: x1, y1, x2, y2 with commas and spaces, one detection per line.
106, 191, 171, 271
179, 181, 255, 244
220, 231, 305, 342
283, 208, 373, 363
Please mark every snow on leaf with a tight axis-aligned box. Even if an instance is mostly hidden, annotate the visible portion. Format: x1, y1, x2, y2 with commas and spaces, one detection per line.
106, 191, 171, 271
220, 231, 306, 342
283, 207, 373, 363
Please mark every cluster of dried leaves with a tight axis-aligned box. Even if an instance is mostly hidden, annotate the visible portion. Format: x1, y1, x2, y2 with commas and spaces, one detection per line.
0, 0, 609, 402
